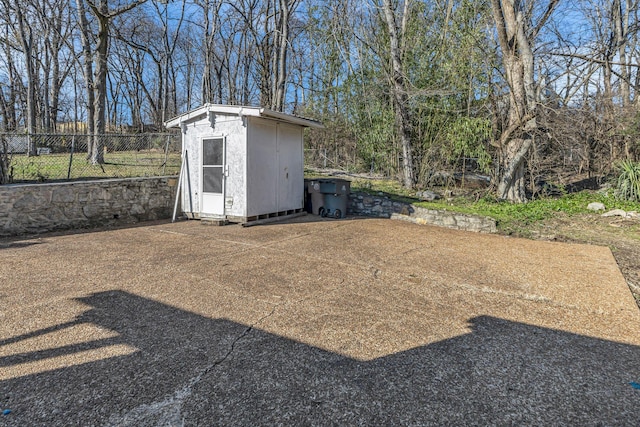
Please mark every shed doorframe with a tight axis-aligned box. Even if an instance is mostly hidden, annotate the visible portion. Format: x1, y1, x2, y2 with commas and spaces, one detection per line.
201, 135, 227, 217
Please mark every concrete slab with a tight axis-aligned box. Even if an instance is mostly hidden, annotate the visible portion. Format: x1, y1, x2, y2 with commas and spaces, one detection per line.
1, 217, 639, 425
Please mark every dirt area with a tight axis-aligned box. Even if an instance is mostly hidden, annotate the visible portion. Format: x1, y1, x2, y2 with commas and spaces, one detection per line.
519, 214, 640, 306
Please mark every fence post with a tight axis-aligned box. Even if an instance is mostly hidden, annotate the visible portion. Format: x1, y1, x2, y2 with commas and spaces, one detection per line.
67, 136, 75, 180
163, 135, 170, 175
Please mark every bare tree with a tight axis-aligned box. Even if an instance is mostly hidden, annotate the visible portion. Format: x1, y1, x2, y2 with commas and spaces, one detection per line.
155, 0, 185, 123
0, 14, 20, 131
379, 0, 415, 188
36, 0, 75, 131
81, 0, 148, 164
545, 0, 640, 171
75, 0, 96, 155
174, 33, 199, 111
272, 0, 300, 111
2, 0, 39, 155
598, 0, 638, 159
111, 0, 185, 128
197, 0, 223, 104
491, 0, 559, 202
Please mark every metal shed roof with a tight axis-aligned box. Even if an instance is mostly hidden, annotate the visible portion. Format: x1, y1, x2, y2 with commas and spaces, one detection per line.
164, 104, 324, 129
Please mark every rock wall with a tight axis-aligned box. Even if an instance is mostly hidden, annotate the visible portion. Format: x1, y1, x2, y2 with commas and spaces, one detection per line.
349, 191, 496, 233
0, 177, 177, 236
1, 181, 495, 236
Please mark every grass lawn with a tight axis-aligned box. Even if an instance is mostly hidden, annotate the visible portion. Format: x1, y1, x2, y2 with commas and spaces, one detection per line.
335, 173, 640, 235
411, 191, 640, 235
9, 150, 181, 182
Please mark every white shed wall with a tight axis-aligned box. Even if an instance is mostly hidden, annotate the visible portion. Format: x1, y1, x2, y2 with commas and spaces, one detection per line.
246, 119, 278, 217
276, 123, 304, 212
218, 116, 247, 218
180, 114, 247, 218
246, 118, 304, 216
180, 123, 201, 216
178, 111, 305, 220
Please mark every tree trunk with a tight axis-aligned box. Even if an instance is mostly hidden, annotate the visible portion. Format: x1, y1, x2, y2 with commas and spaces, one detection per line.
260, 0, 274, 107
14, 1, 38, 155
497, 138, 531, 202
203, 0, 222, 104
1, 28, 18, 131
0, 135, 10, 184
614, 0, 631, 107
381, 0, 415, 188
91, 5, 109, 165
76, 0, 95, 155
46, 0, 67, 132
273, 0, 295, 112
490, 0, 558, 202
84, 0, 148, 164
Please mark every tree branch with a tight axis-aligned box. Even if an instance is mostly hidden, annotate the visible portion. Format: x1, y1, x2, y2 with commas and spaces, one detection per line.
532, 0, 561, 39
552, 51, 640, 68
108, 0, 148, 18
85, 0, 148, 19
490, 112, 536, 148
490, 0, 510, 54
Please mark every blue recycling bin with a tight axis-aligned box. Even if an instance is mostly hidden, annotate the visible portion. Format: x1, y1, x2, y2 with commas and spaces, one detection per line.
306, 179, 350, 218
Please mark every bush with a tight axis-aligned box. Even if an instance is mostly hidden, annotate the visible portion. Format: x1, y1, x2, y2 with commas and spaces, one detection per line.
615, 160, 640, 202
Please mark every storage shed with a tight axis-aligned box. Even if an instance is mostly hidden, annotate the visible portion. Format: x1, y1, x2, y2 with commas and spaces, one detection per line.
164, 104, 323, 223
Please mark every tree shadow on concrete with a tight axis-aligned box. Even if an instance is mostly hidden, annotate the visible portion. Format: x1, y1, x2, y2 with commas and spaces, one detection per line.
0, 240, 45, 251
0, 219, 173, 243
2, 290, 639, 426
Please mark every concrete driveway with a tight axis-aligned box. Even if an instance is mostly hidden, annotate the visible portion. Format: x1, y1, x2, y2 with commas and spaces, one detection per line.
1, 217, 639, 425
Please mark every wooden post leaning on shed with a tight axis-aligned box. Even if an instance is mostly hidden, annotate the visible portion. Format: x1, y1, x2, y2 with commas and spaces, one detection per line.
172, 149, 190, 222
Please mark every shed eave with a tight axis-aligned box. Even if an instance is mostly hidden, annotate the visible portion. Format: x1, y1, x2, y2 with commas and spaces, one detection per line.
163, 106, 208, 129
164, 103, 324, 129
258, 108, 324, 128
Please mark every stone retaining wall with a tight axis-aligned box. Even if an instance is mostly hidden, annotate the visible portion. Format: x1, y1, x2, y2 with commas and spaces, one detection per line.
1, 181, 495, 236
0, 177, 177, 236
349, 191, 496, 233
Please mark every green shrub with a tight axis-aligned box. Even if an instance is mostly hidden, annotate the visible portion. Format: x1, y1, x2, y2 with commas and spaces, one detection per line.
615, 160, 640, 202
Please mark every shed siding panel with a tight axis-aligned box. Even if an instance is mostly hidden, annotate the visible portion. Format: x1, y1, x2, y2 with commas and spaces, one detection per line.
181, 122, 202, 215
246, 119, 278, 217
277, 124, 304, 212
214, 116, 246, 217
180, 115, 246, 217
175, 107, 308, 221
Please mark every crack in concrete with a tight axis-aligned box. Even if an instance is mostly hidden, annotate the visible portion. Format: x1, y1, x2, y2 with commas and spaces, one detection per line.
106, 306, 278, 426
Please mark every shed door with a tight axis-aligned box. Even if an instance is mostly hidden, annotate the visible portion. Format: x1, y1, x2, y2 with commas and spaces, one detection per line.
277, 124, 304, 212
201, 137, 226, 216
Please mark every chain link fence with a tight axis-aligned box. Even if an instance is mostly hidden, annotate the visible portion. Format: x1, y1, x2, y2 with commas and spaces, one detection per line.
0, 133, 181, 183
304, 148, 365, 174
304, 147, 402, 180
305, 148, 335, 170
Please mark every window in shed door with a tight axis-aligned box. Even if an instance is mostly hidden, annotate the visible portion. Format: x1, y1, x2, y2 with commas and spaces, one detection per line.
202, 137, 224, 194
